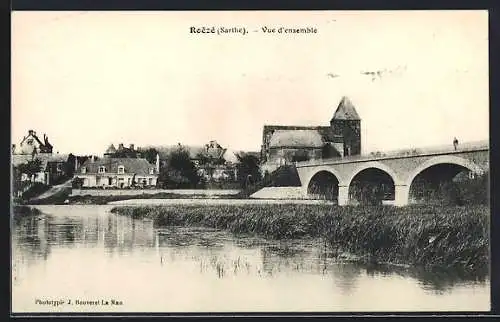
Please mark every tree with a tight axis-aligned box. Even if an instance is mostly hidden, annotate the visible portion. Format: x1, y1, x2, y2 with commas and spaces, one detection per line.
235, 153, 261, 188
64, 153, 76, 178
195, 152, 210, 166
72, 177, 84, 189
160, 145, 200, 188
17, 158, 43, 183
140, 148, 159, 164
12, 165, 23, 196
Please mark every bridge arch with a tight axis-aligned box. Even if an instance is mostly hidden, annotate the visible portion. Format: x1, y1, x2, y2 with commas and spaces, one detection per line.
405, 155, 484, 187
345, 162, 400, 205
405, 155, 484, 204
305, 167, 344, 202
345, 161, 402, 188
304, 166, 345, 187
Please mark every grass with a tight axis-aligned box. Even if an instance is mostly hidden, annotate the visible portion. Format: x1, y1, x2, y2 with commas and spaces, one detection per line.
110, 204, 489, 272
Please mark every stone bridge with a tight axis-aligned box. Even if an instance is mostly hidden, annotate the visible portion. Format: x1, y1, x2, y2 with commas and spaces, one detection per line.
295, 141, 489, 206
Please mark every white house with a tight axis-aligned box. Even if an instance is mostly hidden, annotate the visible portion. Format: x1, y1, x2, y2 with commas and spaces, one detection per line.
75, 156, 159, 188
12, 130, 67, 187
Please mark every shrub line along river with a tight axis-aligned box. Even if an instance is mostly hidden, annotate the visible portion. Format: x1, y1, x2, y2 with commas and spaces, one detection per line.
11, 202, 490, 312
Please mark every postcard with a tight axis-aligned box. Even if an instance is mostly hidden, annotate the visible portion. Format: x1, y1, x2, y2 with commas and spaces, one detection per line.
11, 10, 490, 314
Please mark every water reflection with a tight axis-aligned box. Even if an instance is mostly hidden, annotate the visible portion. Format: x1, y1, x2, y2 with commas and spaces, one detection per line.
363, 263, 489, 294
11, 205, 490, 312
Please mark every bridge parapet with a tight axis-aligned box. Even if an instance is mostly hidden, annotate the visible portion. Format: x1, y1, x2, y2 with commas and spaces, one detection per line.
295, 140, 489, 168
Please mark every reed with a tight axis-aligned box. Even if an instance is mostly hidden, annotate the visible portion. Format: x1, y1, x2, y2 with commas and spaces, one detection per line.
111, 204, 489, 271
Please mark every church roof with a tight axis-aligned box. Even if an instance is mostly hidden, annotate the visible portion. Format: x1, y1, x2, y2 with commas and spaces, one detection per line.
105, 144, 117, 154
331, 96, 361, 121
269, 130, 324, 148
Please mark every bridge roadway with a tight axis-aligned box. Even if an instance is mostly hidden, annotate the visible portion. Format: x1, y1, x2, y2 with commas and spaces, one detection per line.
294, 140, 489, 206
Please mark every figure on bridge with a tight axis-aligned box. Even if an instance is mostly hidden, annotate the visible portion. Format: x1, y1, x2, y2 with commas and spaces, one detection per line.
453, 137, 459, 151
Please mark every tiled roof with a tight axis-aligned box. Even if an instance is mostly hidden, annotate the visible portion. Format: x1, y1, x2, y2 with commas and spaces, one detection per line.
263, 126, 342, 143
331, 96, 361, 121
17, 131, 53, 153
78, 158, 156, 176
269, 130, 324, 148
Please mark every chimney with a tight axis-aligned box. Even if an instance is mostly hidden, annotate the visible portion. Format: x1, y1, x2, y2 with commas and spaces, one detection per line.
91, 155, 95, 163
118, 143, 124, 150
130, 144, 135, 151
28, 130, 34, 136
74, 157, 79, 171
156, 153, 160, 173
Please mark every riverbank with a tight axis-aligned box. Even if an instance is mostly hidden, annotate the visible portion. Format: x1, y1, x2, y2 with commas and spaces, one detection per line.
108, 198, 333, 206
25, 191, 243, 205
110, 204, 489, 272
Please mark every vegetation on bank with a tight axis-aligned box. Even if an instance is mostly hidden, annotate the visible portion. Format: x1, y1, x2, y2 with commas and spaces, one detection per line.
111, 204, 489, 272
420, 173, 489, 206
26, 191, 240, 205
12, 205, 42, 222
17, 183, 51, 201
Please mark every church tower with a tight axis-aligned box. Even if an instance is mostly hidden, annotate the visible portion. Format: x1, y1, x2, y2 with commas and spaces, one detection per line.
330, 96, 361, 157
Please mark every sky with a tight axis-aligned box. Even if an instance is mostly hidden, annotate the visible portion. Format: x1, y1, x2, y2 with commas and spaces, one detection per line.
11, 10, 489, 156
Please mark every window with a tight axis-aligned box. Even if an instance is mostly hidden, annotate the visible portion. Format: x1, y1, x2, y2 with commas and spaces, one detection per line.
98, 166, 106, 174
118, 166, 125, 174
149, 168, 155, 174
56, 163, 62, 172
81, 167, 87, 174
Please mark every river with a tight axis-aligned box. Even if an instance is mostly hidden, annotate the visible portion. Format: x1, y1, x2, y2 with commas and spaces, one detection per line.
11, 205, 490, 313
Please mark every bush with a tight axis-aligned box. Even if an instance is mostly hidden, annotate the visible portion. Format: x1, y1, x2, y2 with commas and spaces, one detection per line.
72, 177, 84, 189
457, 174, 489, 205
21, 183, 50, 200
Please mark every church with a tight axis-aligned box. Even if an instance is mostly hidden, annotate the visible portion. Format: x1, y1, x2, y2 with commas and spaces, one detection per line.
260, 96, 361, 166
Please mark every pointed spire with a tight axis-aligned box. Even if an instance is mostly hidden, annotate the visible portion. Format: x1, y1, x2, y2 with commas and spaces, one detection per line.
331, 96, 361, 121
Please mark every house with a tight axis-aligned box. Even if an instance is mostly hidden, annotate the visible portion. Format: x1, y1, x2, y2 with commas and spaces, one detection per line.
12, 129, 53, 155
143, 141, 239, 182
12, 130, 68, 188
74, 157, 159, 188
12, 153, 69, 186
260, 96, 361, 166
